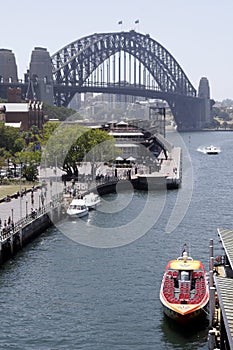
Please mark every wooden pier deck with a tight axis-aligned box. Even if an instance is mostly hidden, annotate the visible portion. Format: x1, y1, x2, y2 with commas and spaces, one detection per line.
209, 229, 233, 349
214, 275, 233, 349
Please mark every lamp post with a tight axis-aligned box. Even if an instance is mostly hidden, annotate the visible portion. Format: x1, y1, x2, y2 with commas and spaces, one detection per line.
55, 156, 58, 199
11, 208, 13, 223
26, 200, 28, 218
19, 161, 22, 221
44, 155, 48, 206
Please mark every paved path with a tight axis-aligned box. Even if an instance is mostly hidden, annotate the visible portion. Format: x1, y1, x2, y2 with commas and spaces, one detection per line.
0, 188, 44, 226
0, 160, 161, 226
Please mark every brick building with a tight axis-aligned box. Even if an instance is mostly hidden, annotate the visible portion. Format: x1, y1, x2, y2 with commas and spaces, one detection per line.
0, 88, 44, 130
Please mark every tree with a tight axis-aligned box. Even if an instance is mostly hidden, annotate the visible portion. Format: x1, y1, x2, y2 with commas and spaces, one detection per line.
41, 124, 115, 178
222, 121, 228, 130
0, 122, 23, 152
43, 103, 80, 121
15, 150, 41, 166
13, 138, 25, 153
22, 163, 38, 182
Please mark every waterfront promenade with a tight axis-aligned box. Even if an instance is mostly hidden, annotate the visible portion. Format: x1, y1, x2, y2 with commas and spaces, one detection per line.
0, 152, 181, 231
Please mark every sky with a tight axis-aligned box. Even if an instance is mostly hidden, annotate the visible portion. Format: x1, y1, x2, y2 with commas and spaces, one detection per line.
1, 0, 233, 102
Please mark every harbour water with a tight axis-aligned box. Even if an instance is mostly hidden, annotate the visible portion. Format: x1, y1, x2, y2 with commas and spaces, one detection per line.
0, 131, 233, 349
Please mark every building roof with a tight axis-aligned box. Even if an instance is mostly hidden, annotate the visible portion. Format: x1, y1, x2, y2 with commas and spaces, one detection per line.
5, 122, 22, 128
0, 103, 29, 113
155, 133, 173, 153
115, 144, 139, 148
217, 228, 233, 269
109, 132, 144, 136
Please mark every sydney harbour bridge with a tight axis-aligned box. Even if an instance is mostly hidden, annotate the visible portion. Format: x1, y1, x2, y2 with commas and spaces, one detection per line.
0, 30, 213, 130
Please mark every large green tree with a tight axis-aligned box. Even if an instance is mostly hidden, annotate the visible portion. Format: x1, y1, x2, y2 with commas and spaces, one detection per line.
41, 124, 115, 177
43, 103, 81, 121
0, 122, 24, 153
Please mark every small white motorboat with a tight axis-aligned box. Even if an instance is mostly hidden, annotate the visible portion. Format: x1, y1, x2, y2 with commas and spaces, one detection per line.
83, 192, 101, 210
204, 145, 221, 154
67, 199, 89, 218
198, 145, 221, 155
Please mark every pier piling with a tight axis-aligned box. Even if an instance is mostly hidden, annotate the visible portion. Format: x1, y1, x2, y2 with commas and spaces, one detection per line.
208, 329, 216, 350
209, 239, 215, 328
19, 225, 23, 248
10, 232, 14, 255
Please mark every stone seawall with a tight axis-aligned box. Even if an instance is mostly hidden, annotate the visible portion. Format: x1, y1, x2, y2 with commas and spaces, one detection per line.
0, 204, 63, 266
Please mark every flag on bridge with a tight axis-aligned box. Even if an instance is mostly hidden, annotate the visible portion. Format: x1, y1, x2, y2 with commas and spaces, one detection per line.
135, 19, 139, 24
118, 20, 123, 25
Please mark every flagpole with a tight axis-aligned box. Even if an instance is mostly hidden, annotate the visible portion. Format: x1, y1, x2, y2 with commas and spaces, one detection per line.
134, 19, 139, 31
118, 20, 123, 31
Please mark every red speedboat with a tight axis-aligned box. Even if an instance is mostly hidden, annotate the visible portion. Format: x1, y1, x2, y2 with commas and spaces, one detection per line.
160, 251, 209, 323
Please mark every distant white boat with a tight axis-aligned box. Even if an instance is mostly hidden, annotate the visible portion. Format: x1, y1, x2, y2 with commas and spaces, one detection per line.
83, 192, 101, 210
197, 145, 221, 155
67, 199, 89, 218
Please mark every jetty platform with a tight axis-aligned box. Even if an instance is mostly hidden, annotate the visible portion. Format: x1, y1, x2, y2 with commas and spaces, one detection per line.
208, 230, 233, 349
0, 138, 182, 265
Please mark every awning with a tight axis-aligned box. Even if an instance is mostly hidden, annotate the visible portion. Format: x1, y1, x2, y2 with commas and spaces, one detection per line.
127, 156, 136, 161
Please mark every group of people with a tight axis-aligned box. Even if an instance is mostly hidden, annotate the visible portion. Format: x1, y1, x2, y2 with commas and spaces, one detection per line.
0, 185, 48, 241
0, 216, 14, 239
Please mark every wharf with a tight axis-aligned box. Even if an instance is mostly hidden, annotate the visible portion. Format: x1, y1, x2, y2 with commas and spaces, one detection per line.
0, 140, 182, 265
208, 229, 233, 349
132, 146, 181, 190
0, 196, 63, 266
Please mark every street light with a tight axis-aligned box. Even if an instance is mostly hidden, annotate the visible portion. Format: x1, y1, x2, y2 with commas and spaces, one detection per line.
19, 161, 22, 221
55, 156, 58, 198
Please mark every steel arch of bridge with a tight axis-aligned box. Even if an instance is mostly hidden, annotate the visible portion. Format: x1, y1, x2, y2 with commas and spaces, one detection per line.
51, 31, 207, 129
51, 31, 196, 99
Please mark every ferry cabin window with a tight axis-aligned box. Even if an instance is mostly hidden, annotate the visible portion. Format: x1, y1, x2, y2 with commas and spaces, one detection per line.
181, 271, 190, 281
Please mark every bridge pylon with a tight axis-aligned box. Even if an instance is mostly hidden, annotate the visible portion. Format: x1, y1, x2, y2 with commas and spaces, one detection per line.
26, 47, 54, 104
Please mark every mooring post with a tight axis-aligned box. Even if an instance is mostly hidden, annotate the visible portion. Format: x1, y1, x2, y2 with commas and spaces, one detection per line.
50, 206, 53, 223
209, 239, 215, 328
19, 224, 23, 248
209, 286, 215, 328
57, 203, 61, 221
209, 239, 214, 291
209, 238, 214, 271
208, 329, 216, 350
10, 231, 14, 255
0, 240, 2, 265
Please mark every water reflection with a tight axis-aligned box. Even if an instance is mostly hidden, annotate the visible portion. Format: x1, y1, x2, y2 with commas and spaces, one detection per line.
161, 313, 209, 349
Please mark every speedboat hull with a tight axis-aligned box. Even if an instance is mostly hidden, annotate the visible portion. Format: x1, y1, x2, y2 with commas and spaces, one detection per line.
67, 210, 88, 218
161, 298, 208, 324
162, 303, 207, 323
160, 252, 209, 324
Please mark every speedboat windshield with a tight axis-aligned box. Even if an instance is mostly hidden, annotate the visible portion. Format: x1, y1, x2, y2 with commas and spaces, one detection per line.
181, 270, 190, 281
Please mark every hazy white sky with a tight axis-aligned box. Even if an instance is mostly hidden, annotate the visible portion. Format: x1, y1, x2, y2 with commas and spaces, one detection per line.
1, 0, 233, 101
